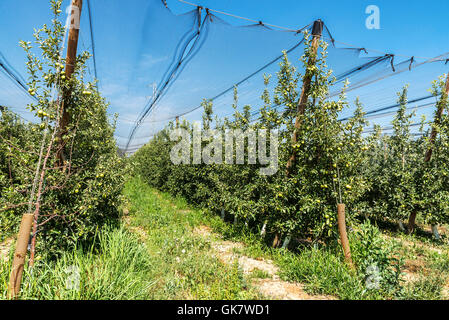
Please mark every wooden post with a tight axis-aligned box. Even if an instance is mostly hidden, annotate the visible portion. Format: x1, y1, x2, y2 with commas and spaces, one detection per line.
58, 0, 83, 166
337, 204, 354, 269
408, 73, 449, 233
65, 0, 83, 82
286, 20, 323, 175
8, 214, 34, 299
272, 233, 281, 248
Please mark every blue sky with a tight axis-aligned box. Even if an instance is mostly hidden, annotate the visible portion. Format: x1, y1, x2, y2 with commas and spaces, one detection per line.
167, 0, 449, 58
3, 0, 449, 66
1, 0, 448, 148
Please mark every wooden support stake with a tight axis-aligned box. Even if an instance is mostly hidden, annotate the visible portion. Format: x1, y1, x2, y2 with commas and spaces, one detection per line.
65, 0, 83, 81
272, 233, 281, 248
337, 204, 354, 269
58, 0, 83, 166
8, 214, 34, 299
286, 20, 323, 176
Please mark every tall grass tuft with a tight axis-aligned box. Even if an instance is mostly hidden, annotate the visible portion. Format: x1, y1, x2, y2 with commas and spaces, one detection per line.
1, 226, 157, 300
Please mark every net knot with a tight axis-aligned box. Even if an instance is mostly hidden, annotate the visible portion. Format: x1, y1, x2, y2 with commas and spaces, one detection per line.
409, 56, 414, 70
386, 54, 395, 72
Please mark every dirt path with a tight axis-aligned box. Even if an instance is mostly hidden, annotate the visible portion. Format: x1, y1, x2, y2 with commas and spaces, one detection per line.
194, 225, 335, 300
0, 238, 14, 262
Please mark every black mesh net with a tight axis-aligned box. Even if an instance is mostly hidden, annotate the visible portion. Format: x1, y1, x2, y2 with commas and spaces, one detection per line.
1, 0, 448, 152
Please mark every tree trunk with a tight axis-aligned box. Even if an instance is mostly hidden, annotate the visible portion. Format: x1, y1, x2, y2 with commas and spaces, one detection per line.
407, 211, 417, 234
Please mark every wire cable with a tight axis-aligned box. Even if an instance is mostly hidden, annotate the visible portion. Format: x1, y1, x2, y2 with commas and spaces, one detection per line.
86, 0, 98, 81
177, 0, 301, 32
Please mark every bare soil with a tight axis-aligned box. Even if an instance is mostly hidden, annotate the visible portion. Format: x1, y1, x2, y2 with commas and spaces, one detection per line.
193, 225, 335, 300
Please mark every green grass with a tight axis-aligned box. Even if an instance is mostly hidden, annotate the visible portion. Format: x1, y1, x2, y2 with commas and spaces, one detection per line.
2, 176, 447, 300
249, 269, 272, 280
398, 275, 445, 300
0, 177, 261, 300
1, 226, 157, 299
203, 223, 385, 300
120, 176, 261, 299
118, 177, 449, 300
152, 179, 448, 300
221, 224, 447, 300
276, 248, 368, 299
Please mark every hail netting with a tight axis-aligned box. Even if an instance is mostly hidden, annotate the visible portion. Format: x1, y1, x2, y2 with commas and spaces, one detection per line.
0, 0, 47, 122
0, 0, 97, 122
85, 0, 312, 151
0, 52, 36, 122
90, 0, 446, 151
0, 0, 448, 150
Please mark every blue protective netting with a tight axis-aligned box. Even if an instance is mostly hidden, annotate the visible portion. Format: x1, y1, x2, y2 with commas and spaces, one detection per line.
1, 0, 448, 153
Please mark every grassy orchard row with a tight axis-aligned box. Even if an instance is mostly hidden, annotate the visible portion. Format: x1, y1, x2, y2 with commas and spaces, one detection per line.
0, 0, 124, 255
131, 34, 449, 248
132, 35, 372, 244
